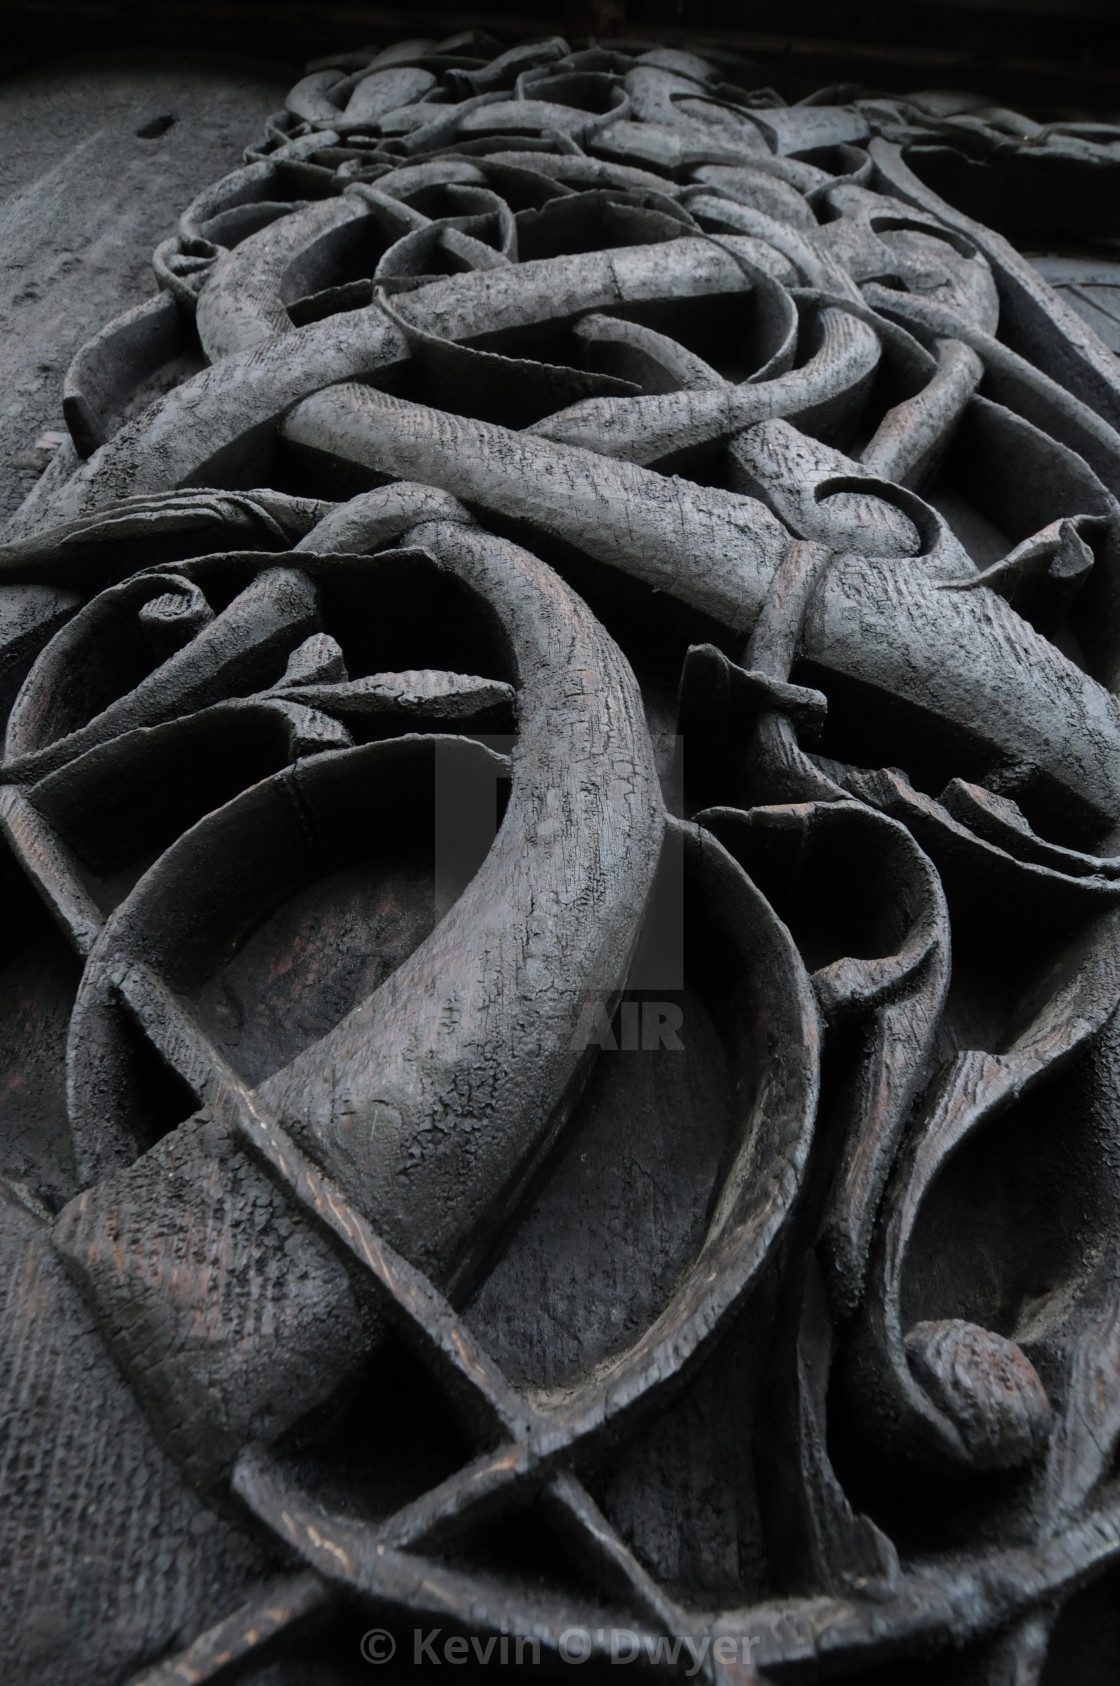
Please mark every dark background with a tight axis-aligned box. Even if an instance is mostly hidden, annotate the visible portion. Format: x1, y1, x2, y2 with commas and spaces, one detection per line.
0, 0, 1118, 112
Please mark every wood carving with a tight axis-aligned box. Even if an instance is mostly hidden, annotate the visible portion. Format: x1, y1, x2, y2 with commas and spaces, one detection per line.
4, 33, 1120, 1684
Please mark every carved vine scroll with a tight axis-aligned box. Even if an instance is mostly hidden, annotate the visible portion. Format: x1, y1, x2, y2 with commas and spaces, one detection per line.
4, 32, 1120, 1685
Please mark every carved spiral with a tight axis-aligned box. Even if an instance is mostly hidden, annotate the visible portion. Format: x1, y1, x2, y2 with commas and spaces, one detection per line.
3, 31, 1120, 1686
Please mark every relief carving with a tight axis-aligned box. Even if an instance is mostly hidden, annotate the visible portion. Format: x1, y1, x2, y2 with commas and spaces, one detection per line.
3, 32, 1120, 1684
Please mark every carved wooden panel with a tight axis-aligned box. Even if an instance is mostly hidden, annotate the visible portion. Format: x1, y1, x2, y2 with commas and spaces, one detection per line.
3, 34, 1120, 1685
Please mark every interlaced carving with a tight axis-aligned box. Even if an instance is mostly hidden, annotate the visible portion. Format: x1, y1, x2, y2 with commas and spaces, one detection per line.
4, 32, 1120, 1685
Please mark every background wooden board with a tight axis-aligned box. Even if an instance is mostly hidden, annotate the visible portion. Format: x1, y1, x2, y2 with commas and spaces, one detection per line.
0, 54, 289, 520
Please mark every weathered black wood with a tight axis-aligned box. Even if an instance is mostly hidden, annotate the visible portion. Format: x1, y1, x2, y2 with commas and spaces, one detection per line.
3, 32, 1120, 1686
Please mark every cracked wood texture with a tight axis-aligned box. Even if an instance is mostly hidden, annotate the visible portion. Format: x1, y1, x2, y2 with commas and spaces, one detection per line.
3, 32, 1120, 1686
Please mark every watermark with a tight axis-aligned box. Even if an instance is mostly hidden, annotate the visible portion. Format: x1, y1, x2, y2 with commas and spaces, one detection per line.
362, 1627, 759, 1670
360, 1630, 397, 1663
433, 735, 515, 919
434, 738, 687, 1050
557, 1629, 758, 1671
569, 999, 685, 1052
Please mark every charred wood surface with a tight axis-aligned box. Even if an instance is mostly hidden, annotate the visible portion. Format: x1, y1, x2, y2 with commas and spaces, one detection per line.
3, 33, 1120, 1686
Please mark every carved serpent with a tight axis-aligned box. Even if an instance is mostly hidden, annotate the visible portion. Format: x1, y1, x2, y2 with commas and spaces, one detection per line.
3, 32, 1120, 1685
